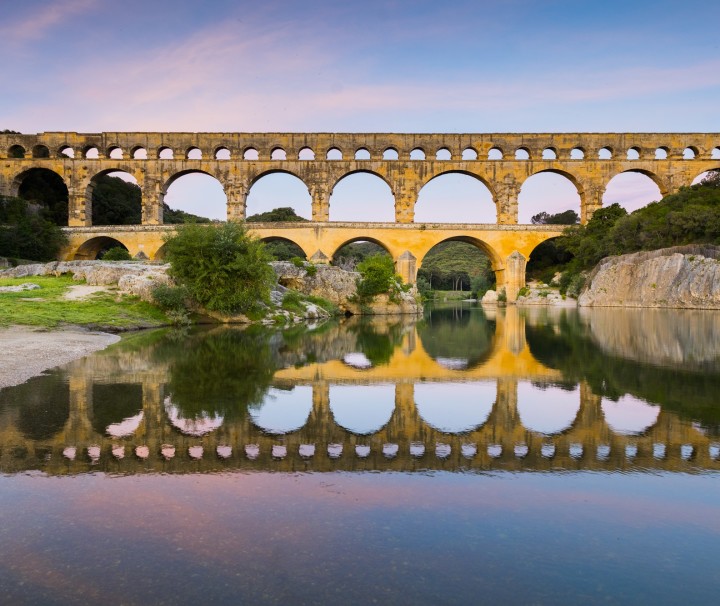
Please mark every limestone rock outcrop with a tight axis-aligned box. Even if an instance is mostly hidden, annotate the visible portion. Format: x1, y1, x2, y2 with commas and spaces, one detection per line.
579, 245, 720, 309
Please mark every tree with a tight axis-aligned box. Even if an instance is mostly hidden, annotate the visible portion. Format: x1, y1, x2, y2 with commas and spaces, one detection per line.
246, 207, 308, 222
0, 196, 67, 261
356, 254, 398, 300
92, 175, 142, 225
162, 222, 275, 315
531, 209, 580, 225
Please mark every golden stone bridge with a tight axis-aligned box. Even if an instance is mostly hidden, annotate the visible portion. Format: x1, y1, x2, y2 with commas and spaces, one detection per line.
2, 131, 718, 300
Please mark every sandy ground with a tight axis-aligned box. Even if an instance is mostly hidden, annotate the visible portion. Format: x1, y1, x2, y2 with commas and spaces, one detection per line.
0, 326, 120, 389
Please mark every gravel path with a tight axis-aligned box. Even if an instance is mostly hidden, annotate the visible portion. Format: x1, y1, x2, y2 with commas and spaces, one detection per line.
0, 326, 120, 389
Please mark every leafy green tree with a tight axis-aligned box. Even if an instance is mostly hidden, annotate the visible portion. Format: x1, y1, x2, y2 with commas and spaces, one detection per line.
356, 254, 398, 299
531, 209, 580, 225
263, 239, 306, 261
162, 204, 211, 224
101, 246, 132, 261
162, 222, 275, 315
92, 175, 142, 225
246, 207, 309, 222
0, 196, 67, 261
332, 241, 387, 270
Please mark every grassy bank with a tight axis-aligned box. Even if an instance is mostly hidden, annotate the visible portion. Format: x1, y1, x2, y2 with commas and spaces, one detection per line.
0, 275, 171, 330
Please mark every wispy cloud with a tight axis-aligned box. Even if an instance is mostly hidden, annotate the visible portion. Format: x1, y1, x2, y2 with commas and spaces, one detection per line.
0, 0, 98, 44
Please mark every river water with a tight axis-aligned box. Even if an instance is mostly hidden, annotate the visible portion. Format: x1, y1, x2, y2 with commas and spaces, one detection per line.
1, 304, 719, 604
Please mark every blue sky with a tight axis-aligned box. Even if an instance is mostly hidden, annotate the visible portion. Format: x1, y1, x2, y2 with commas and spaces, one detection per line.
2, 0, 719, 220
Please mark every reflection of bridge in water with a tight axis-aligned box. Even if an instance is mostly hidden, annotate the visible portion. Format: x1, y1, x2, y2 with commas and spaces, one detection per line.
0, 309, 717, 475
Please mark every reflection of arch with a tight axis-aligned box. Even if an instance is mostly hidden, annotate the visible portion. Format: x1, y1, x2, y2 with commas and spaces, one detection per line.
415, 382, 495, 433
517, 382, 580, 435
73, 236, 129, 260
92, 383, 144, 437
16, 373, 70, 441
416, 170, 497, 223
249, 386, 313, 434
602, 394, 660, 435
329, 170, 395, 222
329, 385, 395, 435
164, 396, 224, 436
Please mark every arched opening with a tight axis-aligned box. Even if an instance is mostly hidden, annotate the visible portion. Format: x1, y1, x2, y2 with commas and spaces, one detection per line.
383, 147, 399, 160
417, 238, 496, 296
89, 170, 141, 225
602, 394, 660, 435
158, 146, 174, 159
108, 146, 123, 159
249, 386, 313, 435
84, 145, 99, 159
8, 144, 25, 158
329, 385, 395, 435
16, 168, 68, 225
655, 147, 668, 160
298, 147, 315, 160
415, 382, 495, 432
326, 147, 342, 160
329, 172, 395, 222
415, 172, 496, 223
683, 146, 697, 160
246, 171, 312, 221
603, 171, 662, 213
243, 147, 259, 160
355, 147, 371, 160
542, 148, 557, 160
518, 171, 581, 224
410, 148, 425, 160
261, 237, 307, 261
215, 147, 231, 160
712, 147, 720, 160
517, 382, 580, 435
164, 171, 227, 221
570, 147, 584, 160
332, 238, 389, 270
186, 147, 202, 160
58, 145, 74, 158
598, 147, 612, 159
515, 148, 530, 160
692, 170, 719, 185
436, 148, 451, 160
131, 147, 147, 160
488, 147, 503, 160
73, 236, 130, 260
627, 147, 640, 160
525, 236, 574, 285
271, 147, 286, 160
462, 147, 478, 160
92, 384, 144, 437
32, 145, 50, 158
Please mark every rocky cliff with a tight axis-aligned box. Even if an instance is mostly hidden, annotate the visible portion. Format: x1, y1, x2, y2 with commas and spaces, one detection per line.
579, 245, 720, 309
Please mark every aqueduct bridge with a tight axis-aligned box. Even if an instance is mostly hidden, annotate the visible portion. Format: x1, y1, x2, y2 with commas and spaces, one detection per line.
2, 131, 718, 299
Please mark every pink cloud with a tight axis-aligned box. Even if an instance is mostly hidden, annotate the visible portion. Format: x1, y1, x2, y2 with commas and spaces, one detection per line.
0, 0, 98, 44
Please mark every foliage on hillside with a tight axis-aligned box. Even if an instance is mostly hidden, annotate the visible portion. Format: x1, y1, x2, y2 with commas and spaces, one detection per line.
0, 196, 67, 261
417, 241, 494, 291
162, 222, 275, 315
531, 209, 579, 225
333, 241, 386, 269
92, 175, 142, 225
246, 207, 308, 222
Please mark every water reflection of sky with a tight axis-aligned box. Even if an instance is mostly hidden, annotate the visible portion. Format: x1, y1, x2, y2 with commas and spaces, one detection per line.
517, 383, 581, 435
250, 386, 314, 434
329, 385, 396, 434
164, 396, 224, 436
415, 382, 495, 433
602, 394, 660, 435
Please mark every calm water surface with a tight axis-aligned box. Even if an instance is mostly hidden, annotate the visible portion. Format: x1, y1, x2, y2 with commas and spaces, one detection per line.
1, 304, 719, 604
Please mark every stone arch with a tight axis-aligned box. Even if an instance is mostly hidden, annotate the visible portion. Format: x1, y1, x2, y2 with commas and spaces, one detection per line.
330, 236, 393, 260
8, 144, 25, 158
243, 147, 259, 160
416, 236, 504, 282
655, 146, 669, 160
72, 236, 131, 260
13, 167, 69, 225
329, 384, 396, 435
83, 145, 100, 159
298, 146, 315, 160
246, 170, 312, 221
107, 145, 124, 159
712, 147, 720, 160
270, 147, 286, 160
627, 146, 641, 160
32, 144, 50, 158
326, 147, 343, 160
416, 170, 497, 223
415, 382, 496, 430
131, 146, 147, 159
383, 147, 399, 160
598, 146, 612, 159
525, 235, 574, 283
683, 146, 698, 160
86, 169, 142, 226
329, 170, 395, 222
157, 146, 174, 159
215, 146, 231, 160
518, 169, 583, 224
488, 147, 503, 160
515, 147, 530, 160
58, 145, 74, 158
517, 382, 581, 436
690, 169, 720, 185
354, 147, 371, 160
259, 236, 310, 261
462, 147, 478, 160
603, 169, 665, 212
435, 147, 451, 160
542, 147, 557, 160
570, 147, 585, 160
164, 169, 227, 221
410, 148, 425, 160
186, 146, 202, 160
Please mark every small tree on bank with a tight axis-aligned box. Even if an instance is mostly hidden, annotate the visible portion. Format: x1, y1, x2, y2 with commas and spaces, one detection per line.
162, 222, 275, 315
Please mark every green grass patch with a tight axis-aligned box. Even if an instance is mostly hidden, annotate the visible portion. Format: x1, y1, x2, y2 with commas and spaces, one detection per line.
0, 275, 171, 329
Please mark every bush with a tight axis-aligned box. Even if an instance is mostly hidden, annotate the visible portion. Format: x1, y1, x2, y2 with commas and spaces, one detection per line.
566, 274, 586, 298
162, 222, 275, 314
470, 275, 491, 299
497, 288, 507, 303
151, 283, 191, 325
356, 254, 397, 300
281, 290, 304, 314
517, 286, 530, 298
101, 246, 132, 261
0, 196, 67, 261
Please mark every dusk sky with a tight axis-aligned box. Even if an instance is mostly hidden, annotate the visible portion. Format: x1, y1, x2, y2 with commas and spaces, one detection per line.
3, 0, 719, 220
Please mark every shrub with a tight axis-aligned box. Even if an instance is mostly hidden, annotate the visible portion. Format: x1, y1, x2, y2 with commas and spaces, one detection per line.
356, 254, 397, 300
517, 286, 530, 298
497, 288, 507, 303
162, 222, 274, 314
0, 196, 67, 261
281, 290, 304, 314
566, 273, 586, 298
291, 256, 305, 268
151, 283, 191, 325
101, 246, 132, 261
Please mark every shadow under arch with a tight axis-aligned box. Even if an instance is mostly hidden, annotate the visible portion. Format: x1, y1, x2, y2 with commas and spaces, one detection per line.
416, 304, 497, 371
525, 235, 574, 283
86, 168, 141, 226
416, 235, 504, 283
416, 169, 497, 223
260, 236, 309, 261
13, 166, 69, 226
72, 236, 130, 260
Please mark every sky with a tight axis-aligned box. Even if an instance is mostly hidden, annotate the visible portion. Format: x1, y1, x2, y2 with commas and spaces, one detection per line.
2, 0, 719, 221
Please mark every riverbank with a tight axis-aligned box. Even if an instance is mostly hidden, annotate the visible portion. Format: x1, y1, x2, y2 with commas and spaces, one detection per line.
0, 325, 120, 389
